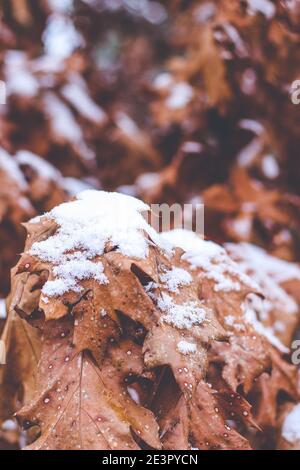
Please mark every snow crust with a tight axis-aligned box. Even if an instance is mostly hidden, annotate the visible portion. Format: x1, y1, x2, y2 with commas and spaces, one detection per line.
30, 190, 163, 296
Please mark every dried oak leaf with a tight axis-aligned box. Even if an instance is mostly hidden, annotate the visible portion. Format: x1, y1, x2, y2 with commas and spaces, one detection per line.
17, 314, 160, 450
203, 168, 300, 261
162, 230, 300, 449
0, 283, 41, 425
249, 347, 299, 431
0, 148, 35, 296
161, 229, 270, 395
11, 191, 255, 450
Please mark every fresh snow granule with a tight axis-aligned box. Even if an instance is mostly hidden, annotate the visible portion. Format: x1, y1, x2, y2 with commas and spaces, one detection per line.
157, 293, 206, 329
282, 404, 300, 444
177, 340, 197, 355
160, 267, 192, 293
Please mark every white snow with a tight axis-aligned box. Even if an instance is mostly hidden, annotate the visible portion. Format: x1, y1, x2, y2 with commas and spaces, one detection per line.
43, 14, 84, 59
160, 267, 192, 293
1, 420, 17, 431
241, 68, 257, 95
153, 72, 173, 89
226, 243, 300, 315
0, 300, 6, 319
0, 148, 28, 190
135, 172, 161, 192
43, 254, 108, 297
127, 386, 140, 404
195, 2, 216, 23
230, 216, 252, 239
43, 93, 95, 161
157, 292, 206, 329
30, 191, 164, 296
47, 0, 74, 12
242, 294, 289, 354
282, 404, 300, 444
43, 92, 83, 142
115, 112, 139, 138
226, 243, 300, 351
4, 51, 39, 98
142, 1, 167, 25
161, 230, 257, 293
31, 55, 64, 74
238, 138, 262, 167
182, 141, 203, 153
16, 150, 62, 181
239, 119, 264, 135
62, 77, 107, 124
160, 230, 295, 351
166, 83, 194, 109
247, 0, 275, 19
177, 340, 197, 355
262, 154, 280, 179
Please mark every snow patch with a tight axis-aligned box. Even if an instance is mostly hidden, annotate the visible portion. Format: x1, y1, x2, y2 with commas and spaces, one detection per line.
0, 148, 28, 190
243, 294, 289, 354
262, 154, 280, 179
160, 267, 192, 293
62, 77, 107, 124
247, 0, 275, 19
282, 404, 300, 444
4, 51, 38, 97
0, 300, 6, 319
226, 243, 300, 315
43, 93, 95, 161
43, 14, 84, 59
157, 292, 206, 329
30, 191, 165, 296
161, 230, 257, 293
166, 83, 194, 109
